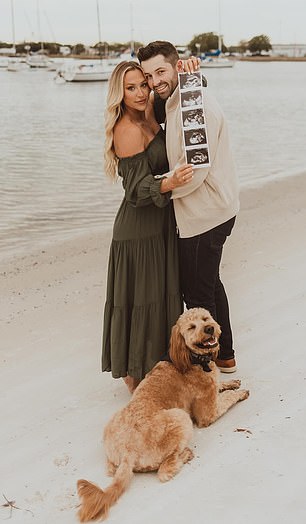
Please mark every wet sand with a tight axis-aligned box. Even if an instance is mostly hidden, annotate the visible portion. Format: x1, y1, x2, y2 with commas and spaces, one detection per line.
1, 172, 306, 523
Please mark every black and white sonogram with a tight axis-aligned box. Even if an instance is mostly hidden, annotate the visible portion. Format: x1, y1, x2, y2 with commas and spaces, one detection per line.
186, 147, 209, 166
184, 128, 207, 147
178, 71, 211, 168
179, 72, 202, 90
182, 108, 205, 127
181, 89, 202, 108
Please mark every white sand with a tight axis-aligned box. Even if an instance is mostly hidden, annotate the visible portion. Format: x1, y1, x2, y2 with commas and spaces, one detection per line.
1, 173, 306, 524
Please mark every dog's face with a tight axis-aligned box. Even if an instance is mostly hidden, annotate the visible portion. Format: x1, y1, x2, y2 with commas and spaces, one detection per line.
178, 308, 221, 355
169, 308, 221, 373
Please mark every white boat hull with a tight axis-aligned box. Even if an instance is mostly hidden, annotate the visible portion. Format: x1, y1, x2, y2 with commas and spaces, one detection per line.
62, 64, 112, 82
200, 58, 234, 68
68, 71, 112, 82
7, 60, 29, 72
26, 55, 53, 68
0, 58, 9, 68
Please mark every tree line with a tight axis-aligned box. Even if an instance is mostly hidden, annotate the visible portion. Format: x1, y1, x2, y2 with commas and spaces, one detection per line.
189, 33, 271, 55
0, 34, 272, 56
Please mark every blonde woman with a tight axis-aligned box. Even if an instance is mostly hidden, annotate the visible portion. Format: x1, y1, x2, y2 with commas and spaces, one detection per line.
102, 61, 193, 393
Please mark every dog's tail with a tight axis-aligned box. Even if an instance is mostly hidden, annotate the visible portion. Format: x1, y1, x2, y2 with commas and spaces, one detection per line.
77, 456, 134, 522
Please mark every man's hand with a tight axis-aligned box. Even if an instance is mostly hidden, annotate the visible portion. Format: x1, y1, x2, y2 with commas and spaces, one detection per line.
177, 56, 201, 74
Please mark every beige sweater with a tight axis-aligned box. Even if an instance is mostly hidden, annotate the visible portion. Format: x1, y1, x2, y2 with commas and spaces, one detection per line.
166, 86, 239, 238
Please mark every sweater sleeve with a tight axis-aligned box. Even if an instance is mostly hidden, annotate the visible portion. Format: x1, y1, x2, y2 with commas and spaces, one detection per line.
120, 154, 171, 208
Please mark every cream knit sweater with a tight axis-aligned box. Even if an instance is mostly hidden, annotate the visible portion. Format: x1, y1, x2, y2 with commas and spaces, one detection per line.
166, 86, 239, 238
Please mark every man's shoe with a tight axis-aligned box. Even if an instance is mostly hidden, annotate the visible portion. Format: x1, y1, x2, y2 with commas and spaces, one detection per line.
215, 358, 237, 373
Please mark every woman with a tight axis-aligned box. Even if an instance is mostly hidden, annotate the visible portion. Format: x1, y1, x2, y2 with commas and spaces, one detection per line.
102, 61, 193, 393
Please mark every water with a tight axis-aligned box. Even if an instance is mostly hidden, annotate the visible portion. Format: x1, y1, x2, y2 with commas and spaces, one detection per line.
205, 61, 306, 183
1, 61, 306, 260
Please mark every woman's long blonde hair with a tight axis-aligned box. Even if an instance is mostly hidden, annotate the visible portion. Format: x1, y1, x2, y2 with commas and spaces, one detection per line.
104, 61, 145, 180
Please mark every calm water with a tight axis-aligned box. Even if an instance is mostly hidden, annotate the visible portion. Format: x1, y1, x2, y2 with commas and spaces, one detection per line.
1, 61, 306, 260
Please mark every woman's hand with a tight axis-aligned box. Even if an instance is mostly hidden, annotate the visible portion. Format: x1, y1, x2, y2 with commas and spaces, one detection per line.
161, 164, 194, 192
171, 164, 194, 188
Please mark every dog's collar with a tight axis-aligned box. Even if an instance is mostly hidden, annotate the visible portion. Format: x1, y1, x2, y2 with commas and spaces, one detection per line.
190, 351, 213, 372
161, 352, 213, 372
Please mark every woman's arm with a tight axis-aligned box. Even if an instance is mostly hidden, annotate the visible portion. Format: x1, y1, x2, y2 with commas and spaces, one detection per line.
123, 159, 193, 208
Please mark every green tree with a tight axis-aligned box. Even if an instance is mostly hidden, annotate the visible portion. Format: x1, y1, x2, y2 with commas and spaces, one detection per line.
188, 33, 220, 54
0, 41, 12, 49
237, 39, 249, 54
248, 34, 272, 55
43, 42, 61, 54
188, 33, 228, 54
72, 43, 86, 55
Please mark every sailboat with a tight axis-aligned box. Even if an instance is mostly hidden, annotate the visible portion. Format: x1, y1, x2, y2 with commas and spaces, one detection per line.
26, 0, 52, 68
26, 53, 52, 68
60, 62, 112, 82
7, 0, 29, 71
200, 1, 234, 69
58, 0, 113, 82
200, 40, 234, 68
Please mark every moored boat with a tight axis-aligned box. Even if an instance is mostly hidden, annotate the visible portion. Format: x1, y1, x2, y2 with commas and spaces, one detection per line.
0, 57, 9, 68
200, 56, 234, 68
7, 59, 29, 72
57, 62, 113, 82
26, 53, 53, 68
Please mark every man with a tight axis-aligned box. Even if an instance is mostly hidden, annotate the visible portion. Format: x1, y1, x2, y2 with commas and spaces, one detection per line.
138, 41, 239, 373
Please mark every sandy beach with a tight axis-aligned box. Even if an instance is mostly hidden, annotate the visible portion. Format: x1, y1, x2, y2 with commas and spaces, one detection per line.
1, 172, 306, 524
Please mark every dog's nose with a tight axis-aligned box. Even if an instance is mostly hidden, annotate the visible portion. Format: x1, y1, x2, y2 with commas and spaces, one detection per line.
204, 325, 214, 335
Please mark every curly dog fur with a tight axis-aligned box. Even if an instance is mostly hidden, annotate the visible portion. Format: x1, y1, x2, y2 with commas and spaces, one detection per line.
77, 308, 249, 521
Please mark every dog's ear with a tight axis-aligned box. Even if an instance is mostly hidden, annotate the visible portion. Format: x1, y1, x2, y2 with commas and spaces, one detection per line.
169, 324, 191, 374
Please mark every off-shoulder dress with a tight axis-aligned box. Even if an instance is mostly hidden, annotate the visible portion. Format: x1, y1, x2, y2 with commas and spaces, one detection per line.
102, 129, 182, 380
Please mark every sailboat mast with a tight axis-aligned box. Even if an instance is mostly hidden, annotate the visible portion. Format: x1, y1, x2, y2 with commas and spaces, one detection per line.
130, 3, 134, 56
96, 0, 103, 60
10, 0, 16, 51
217, 0, 222, 52
37, 0, 44, 52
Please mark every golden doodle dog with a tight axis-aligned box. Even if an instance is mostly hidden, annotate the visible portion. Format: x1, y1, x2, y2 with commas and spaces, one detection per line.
77, 308, 249, 521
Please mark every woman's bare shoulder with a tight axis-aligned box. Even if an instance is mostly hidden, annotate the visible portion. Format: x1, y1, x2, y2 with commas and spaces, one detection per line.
114, 120, 145, 158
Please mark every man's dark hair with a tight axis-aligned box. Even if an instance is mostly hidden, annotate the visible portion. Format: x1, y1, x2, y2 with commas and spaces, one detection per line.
137, 41, 179, 66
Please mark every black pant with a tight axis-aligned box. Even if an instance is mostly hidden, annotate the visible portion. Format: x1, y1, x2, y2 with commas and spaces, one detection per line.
178, 217, 236, 360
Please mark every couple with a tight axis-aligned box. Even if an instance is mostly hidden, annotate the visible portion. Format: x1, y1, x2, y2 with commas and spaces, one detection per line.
102, 41, 239, 393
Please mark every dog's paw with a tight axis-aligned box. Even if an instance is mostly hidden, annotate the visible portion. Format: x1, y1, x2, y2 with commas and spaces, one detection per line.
238, 389, 250, 401
230, 379, 241, 389
106, 460, 117, 477
219, 379, 241, 392
158, 469, 175, 483
181, 447, 194, 464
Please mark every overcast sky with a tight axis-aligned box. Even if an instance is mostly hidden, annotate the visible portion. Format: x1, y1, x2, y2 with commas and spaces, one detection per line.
1, 0, 305, 47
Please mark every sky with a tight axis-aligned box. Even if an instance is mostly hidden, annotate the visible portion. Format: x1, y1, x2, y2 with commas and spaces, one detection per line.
1, 0, 305, 47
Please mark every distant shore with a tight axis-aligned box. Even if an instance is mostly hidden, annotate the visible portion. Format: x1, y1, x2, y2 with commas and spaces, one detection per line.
64, 54, 306, 62
2, 53, 306, 62
236, 55, 306, 62
67, 55, 306, 62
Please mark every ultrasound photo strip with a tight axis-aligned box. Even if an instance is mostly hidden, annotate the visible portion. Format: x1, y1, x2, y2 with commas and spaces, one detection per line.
178, 71, 211, 168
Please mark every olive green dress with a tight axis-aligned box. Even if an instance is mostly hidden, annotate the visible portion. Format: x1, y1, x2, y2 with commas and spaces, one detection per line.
102, 129, 182, 380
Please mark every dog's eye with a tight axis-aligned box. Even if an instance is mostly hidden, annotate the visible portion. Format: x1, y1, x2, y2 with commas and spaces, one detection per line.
202, 317, 208, 322
188, 324, 196, 330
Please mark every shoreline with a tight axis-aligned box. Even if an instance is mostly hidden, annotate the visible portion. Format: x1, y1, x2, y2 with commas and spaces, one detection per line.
3, 53, 306, 63
235, 55, 306, 62
1, 172, 306, 523
1, 168, 305, 270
